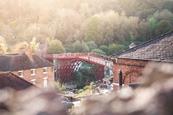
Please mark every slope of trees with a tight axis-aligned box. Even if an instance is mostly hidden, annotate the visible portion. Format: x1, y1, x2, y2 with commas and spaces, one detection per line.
0, 0, 173, 55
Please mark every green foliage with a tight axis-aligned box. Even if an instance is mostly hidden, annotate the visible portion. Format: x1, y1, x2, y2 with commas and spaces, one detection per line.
70, 40, 89, 53
13, 42, 29, 53
73, 62, 96, 88
156, 20, 172, 34
84, 16, 101, 43
30, 37, 39, 53
54, 81, 66, 91
0, 0, 173, 55
91, 48, 105, 55
0, 36, 7, 54
86, 41, 98, 51
75, 85, 92, 98
100, 45, 109, 54
47, 39, 65, 54
163, 1, 173, 13
148, 16, 159, 37
108, 43, 126, 55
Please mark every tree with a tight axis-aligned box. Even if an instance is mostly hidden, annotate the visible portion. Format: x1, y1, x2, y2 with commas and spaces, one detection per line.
0, 36, 8, 54
29, 37, 39, 53
86, 41, 97, 51
148, 16, 159, 38
70, 40, 89, 52
108, 43, 126, 55
91, 49, 105, 55
47, 39, 65, 54
83, 16, 102, 43
73, 62, 96, 88
13, 42, 29, 54
100, 45, 109, 55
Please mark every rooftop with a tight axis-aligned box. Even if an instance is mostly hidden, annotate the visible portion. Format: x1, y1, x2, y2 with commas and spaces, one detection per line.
0, 53, 53, 71
114, 31, 173, 62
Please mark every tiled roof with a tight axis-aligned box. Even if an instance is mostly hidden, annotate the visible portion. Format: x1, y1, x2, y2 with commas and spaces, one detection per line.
0, 53, 53, 71
115, 32, 173, 62
0, 72, 33, 90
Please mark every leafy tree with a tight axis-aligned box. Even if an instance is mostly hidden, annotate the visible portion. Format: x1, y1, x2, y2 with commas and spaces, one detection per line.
86, 41, 97, 51
84, 16, 102, 43
108, 43, 126, 55
148, 16, 159, 38
73, 62, 96, 88
71, 40, 89, 52
13, 42, 29, 54
29, 37, 39, 53
91, 48, 105, 55
0, 0, 173, 56
100, 45, 109, 54
163, 1, 173, 13
47, 39, 65, 54
156, 20, 172, 34
0, 36, 8, 54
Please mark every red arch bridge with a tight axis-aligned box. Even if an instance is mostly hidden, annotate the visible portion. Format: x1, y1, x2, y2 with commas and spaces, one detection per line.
45, 53, 113, 83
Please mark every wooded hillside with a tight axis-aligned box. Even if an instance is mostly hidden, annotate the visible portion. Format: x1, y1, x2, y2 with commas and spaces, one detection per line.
0, 0, 173, 55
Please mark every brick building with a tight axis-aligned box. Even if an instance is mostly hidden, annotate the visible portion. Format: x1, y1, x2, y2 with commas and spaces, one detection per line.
113, 32, 173, 85
0, 53, 54, 88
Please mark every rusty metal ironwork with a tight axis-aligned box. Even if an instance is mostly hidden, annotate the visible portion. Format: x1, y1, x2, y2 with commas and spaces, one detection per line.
44, 53, 113, 83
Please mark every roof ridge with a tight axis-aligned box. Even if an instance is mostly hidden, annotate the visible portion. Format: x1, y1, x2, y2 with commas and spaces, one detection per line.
113, 30, 173, 57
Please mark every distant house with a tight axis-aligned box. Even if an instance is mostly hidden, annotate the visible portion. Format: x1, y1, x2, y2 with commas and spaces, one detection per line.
0, 53, 54, 88
112, 32, 173, 85
0, 72, 34, 90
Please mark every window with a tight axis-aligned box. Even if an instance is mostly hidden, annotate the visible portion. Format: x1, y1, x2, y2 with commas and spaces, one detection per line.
31, 69, 36, 76
43, 67, 48, 74
43, 77, 48, 88
31, 79, 36, 85
18, 71, 23, 77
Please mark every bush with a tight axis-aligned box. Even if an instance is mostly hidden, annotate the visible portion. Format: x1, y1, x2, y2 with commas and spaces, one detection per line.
91, 48, 106, 55
47, 39, 65, 54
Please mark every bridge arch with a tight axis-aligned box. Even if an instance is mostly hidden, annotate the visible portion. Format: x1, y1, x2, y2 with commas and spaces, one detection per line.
44, 53, 113, 83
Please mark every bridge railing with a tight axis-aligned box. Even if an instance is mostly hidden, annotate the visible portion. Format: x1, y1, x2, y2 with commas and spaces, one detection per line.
46, 52, 96, 58
44, 53, 113, 66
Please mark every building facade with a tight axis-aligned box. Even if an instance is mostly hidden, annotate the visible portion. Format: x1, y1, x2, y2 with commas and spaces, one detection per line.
113, 32, 173, 85
113, 58, 148, 84
0, 53, 54, 88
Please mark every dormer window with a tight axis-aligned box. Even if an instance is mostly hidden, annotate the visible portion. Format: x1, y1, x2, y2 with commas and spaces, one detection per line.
31, 69, 36, 76
18, 71, 23, 77
43, 67, 48, 74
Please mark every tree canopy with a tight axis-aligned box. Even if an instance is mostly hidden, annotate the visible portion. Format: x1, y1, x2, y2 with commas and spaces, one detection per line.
0, 0, 173, 55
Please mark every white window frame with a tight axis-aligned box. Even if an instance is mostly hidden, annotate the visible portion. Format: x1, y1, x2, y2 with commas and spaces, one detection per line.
31, 69, 36, 76
31, 79, 36, 85
18, 70, 24, 78
43, 67, 48, 74
43, 77, 48, 88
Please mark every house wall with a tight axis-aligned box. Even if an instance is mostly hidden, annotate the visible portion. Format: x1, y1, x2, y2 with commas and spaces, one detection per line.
113, 58, 148, 84
13, 67, 54, 88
